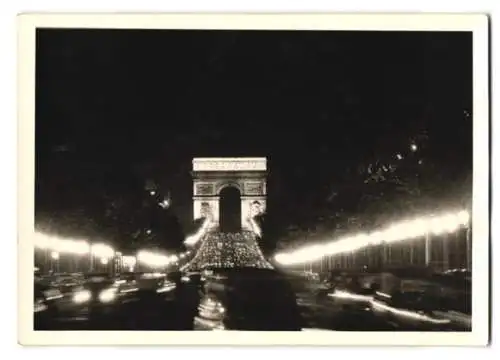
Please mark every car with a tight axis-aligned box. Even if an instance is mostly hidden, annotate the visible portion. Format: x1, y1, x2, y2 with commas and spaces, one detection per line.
34, 282, 64, 329
194, 267, 303, 331
181, 272, 203, 286
369, 268, 470, 331
428, 272, 471, 330
134, 272, 177, 297
63, 273, 138, 321
56, 276, 84, 297
324, 272, 379, 312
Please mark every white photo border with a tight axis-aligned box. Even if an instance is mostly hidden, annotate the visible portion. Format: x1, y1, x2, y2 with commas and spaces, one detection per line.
17, 13, 490, 346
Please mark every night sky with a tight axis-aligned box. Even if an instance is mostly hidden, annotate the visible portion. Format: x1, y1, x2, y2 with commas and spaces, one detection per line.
35, 29, 472, 249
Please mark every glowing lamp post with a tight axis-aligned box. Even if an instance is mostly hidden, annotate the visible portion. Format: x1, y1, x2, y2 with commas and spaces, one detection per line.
457, 210, 471, 270
50, 251, 59, 272
424, 232, 431, 267
90, 243, 115, 272
122, 256, 137, 272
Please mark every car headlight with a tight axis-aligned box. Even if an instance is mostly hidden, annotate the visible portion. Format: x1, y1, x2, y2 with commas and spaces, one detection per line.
34, 299, 48, 313
98, 289, 116, 303
73, 290, 92, 304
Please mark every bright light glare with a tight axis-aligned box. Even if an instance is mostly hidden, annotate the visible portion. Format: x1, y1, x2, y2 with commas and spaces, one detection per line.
328, 290, 372, 302
137, 250, 172, 268
136, 250, 180, 268
275, 209, 470, 266
72, 241, 91, 254
122, 256, 137, 268
35, 233, 91, 255
159, 199, 170, 209
73, 290, 91, 304
441, 214, 460, 233
274, 253, 287, 264
51, 251, 59, 260
457, 210, 470, 226
91, 243, 114, 258
184, 218, 211, 246
35, 234, 52, 249
371, 300, 450, 324
98, 289, 116, 303
35, 232, 115, 258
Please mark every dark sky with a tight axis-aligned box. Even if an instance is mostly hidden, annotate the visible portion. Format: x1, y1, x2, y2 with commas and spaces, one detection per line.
35, 29, 473, 231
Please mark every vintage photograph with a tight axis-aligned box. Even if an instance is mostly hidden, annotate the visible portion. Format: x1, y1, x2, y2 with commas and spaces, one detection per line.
19, 14, 489, 344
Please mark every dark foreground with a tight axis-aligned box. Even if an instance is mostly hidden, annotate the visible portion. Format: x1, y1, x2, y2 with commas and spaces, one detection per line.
37, 298, 392, 331
35, 289, 467, 331
35, 268, 471, 331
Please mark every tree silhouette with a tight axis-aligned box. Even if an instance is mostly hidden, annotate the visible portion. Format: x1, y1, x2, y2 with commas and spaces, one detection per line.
274, 114, 472, 254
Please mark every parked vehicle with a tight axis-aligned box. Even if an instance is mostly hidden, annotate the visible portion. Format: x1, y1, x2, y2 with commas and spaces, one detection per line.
34, 281, 64, 329
369, 268, 470, 331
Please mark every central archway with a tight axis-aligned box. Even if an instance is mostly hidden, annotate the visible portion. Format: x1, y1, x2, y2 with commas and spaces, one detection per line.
219, 186, 242, 233
191, 158, 267, 231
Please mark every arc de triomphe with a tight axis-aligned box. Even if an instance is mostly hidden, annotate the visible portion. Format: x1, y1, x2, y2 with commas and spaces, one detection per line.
191, 157, 267, 231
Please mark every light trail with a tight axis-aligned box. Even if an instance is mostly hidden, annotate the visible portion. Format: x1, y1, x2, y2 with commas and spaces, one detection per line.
275, 209, 470, 266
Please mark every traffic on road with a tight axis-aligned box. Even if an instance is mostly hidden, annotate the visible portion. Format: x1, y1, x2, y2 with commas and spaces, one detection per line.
34, 267, 471, 331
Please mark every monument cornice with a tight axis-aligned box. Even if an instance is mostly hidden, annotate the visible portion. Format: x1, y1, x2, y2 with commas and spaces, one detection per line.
191, 171, 266, 179
192, 157, 267, 172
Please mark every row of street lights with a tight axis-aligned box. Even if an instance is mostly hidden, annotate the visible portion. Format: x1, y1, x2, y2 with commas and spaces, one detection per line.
35, 233, 115, 271
274, 209, 471, 269
34, 232, 189, 273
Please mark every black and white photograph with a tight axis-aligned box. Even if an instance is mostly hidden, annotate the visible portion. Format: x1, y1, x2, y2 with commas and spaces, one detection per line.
18, 13, 489, 345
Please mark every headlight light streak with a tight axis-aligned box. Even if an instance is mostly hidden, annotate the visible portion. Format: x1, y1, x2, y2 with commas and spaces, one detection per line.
328, 289, 373, 302
98, 288, 117, 303
72, 290, 92, 304
370, 299, 451, 325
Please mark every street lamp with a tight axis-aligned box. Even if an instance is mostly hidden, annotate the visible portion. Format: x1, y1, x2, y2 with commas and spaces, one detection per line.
275, 209, 470, 267
50, 251, 59, 273
457, 210, 471, 270
90, 243, 115, 272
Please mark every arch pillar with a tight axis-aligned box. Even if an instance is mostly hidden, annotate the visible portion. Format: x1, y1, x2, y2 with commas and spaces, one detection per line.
193, 195, 220, 224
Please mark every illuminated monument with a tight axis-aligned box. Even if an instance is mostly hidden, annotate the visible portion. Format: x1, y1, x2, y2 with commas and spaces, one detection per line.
183, 157, 272, 271
191, 157, 267, 233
